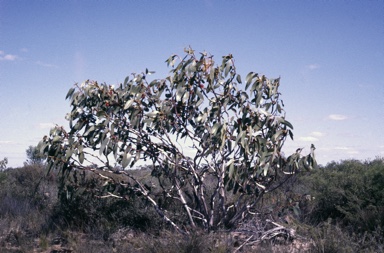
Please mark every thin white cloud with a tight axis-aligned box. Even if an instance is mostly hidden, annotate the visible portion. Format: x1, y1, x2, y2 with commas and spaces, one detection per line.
4, 54, 17, 61
334, 146, 350, 150
0, 141, 20, 149
307, 64, 320, 70
333, 146, 359, 155
328, 114, 348, 121
298, 131, 325, 142
299, 136, 319, 142
0, 54, 18, 61
0, 140, 18, 145
37, 123, 56, 129
20, 48, 28, 53
0, 50, 19, 61
36, 61, 58, 68
310, 131, 325, 137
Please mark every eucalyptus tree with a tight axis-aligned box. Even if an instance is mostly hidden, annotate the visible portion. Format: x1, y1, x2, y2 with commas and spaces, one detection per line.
0, 157, 7, 170
39, 48, 316, 233
25, 145, 46, 165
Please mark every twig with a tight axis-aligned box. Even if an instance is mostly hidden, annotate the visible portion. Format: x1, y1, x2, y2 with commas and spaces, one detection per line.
233, 235, 253, 253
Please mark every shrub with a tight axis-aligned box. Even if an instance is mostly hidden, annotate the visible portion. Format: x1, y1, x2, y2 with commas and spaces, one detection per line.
0, 165, 55, 218
50, 168, 164, 238
302, 158, 384, 234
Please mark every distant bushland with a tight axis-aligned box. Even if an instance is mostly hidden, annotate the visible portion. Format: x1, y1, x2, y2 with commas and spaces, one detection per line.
1, 158, 383, 252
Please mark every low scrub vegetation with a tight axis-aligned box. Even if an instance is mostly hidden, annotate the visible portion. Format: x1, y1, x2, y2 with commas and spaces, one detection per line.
0, 158, 383, 252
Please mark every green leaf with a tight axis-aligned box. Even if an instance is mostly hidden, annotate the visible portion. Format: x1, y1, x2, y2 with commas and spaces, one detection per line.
65, 148, 73, 161
123, 76, 129, 86
262, 164, 269, 176
235, 130, 243, 144
211, 122, 221, 135
99, 137, 109, 156
122, 152, 132, 168
245, 72, 257, 90
52, 136, 62, 143
236, 74, 242, 84
240, 133, 246, 148
224, 63, 231, 77
276, 104, 282, 113
38, 141, 48, 154
182, 91, 190, 103
149, 80, 158, 87
272, 130, 284, 142
135, 150, 141, 164
124, 99, 134, 110
227, 139, 232, 152
146, 111, 159, 118
79, 151, 84, 164
196, 89, 204, 107
250, 80, 259, 92
176, 87, 184, 101
283, 120, 294, 129
130, 85, 142, 95
84, 125, 95, 137
227, 158, 235, 178
66, 87, 76, 99
288, 130, 294, 140
209, 67, 215, 84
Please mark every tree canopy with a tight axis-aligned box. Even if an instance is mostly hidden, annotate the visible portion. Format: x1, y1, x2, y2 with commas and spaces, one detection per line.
0, 157, 7, 170
39, 48, 316, 233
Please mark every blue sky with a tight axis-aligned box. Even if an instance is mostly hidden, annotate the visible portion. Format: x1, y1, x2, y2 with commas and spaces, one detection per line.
0, 0, 383, 168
